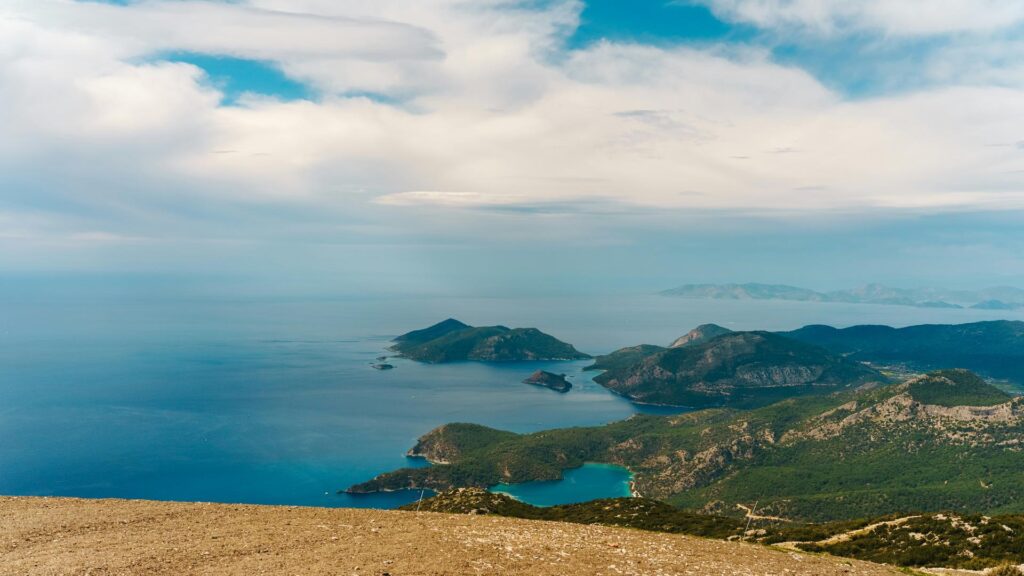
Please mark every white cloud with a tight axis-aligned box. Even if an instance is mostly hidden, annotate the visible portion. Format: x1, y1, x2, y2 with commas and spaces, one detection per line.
692, 0, 1024, 36
1, 0, 1024, 258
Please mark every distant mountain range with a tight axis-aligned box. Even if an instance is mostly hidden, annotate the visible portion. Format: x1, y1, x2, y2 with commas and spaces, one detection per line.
660, 283, 1024, 310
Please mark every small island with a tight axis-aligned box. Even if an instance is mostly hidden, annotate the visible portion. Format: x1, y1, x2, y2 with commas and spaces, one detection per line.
371, 363, 394, 370
389, 318, 590, 363
522, 370, 571, 393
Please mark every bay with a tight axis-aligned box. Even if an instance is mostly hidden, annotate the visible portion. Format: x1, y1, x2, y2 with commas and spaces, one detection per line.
490, 463, 633, 507
2, 292, 1019, 508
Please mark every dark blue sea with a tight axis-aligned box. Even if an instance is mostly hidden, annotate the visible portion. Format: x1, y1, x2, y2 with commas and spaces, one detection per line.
2, 292, 1019, 508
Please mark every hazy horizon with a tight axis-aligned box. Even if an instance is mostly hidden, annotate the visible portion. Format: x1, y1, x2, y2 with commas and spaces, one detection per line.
3, 1, 1024, 297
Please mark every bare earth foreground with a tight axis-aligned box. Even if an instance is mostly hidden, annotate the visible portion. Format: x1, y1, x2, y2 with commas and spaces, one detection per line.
0, 497, 904, 576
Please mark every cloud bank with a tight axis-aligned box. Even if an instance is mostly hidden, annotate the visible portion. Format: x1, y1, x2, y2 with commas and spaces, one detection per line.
1, 0, 1023, 285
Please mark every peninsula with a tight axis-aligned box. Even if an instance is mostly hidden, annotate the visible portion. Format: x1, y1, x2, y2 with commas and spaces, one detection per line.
349, 369, 1023, 523
587, 328, 885, 407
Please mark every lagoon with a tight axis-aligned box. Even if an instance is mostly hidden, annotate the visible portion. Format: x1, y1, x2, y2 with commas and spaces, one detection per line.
490, 463, 633, 507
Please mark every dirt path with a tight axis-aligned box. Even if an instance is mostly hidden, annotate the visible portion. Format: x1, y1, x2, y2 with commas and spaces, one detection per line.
774, 516, 920, 551
818, 516, 921, 545
736, 503, 790, 522
0, 496, 906, 576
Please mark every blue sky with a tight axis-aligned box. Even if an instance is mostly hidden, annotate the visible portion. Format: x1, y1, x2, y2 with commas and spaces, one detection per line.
144, 1, 939, 102
3, 0, 1024, 296
568, 0, 746, 47
146, 1, 1004, 103
161, 53, 312, 105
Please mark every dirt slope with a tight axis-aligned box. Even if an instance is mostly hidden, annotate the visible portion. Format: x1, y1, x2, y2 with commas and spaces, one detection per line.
0, 496, 904, 576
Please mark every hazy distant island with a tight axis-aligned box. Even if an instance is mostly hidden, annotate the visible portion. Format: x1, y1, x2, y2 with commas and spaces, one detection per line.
661, 282, 1024, 310
522, 370, 572, 393
389, 318, 590, 363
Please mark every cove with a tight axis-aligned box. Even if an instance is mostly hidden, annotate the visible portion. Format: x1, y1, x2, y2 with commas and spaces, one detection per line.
489, 463, 633, 507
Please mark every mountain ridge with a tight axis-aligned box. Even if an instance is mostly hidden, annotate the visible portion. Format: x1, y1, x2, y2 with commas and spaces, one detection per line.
588, 329, 885, 408
782, 320, 1024, 384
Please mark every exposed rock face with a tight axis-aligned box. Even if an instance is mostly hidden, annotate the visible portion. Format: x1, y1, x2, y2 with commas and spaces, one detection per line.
522, 370, 571, 393
592, 331, 884, 407
390, 319, 590, 363
783, 372, 1022, 445
669, 324, 733, 348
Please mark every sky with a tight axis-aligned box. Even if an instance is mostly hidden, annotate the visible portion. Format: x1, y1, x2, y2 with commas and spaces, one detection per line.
2, 0, 1024, 297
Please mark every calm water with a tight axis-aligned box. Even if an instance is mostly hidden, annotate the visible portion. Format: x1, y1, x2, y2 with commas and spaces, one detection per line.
2, 293, 1020, 508
491, 463, 633, 506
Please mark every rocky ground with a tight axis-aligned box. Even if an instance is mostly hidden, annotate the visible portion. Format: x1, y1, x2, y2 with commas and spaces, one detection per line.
0, 496, 909, 576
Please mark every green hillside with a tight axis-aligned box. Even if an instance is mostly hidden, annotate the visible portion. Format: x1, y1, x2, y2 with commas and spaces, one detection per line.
349, 370, 1024, 522
406, 489, 1024, 571
390, 319, 590, 363
588, 330, 885, 408
782, 320, 1024, 384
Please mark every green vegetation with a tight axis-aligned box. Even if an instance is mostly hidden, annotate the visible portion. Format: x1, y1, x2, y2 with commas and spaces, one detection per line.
800, 513, 1024, 570
668, 323, 733, 348
407, 423, 519, 463
588, 330, 885, 408
392, 318, 470, 345
350, 370, 1024, 523
390, 319, 590, 363
783, 320, 1024, 384
587, 344, 666, 372
907, 369, 1011, 407
401, 488, 747, 539
406, 490, 1024, 570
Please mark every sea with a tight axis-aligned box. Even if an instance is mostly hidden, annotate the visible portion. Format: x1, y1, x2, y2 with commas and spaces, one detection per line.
2, 292, 1020, 508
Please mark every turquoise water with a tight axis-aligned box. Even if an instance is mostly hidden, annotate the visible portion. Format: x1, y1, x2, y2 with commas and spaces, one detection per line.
2, 292, 1019, 508
490, 463, 633, 507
